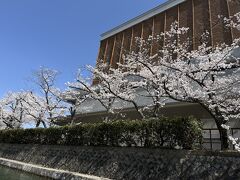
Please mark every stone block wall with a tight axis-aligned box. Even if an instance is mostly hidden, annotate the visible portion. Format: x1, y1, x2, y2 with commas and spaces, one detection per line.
0, 144, 240, 179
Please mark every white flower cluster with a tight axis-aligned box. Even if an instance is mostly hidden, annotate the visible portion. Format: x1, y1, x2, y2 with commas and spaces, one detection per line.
68, 14, 240, 150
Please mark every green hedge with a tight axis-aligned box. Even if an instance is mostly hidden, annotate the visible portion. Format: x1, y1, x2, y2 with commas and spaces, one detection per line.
0, 117, 202, 149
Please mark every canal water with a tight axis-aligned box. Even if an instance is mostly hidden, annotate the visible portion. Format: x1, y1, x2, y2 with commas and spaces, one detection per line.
0, 165, 49, 180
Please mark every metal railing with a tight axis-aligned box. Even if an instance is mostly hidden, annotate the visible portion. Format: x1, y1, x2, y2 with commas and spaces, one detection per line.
202, 128, 240, 150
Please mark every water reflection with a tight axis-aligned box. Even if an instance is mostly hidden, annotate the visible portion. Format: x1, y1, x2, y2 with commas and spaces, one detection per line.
0, 165, 49, 180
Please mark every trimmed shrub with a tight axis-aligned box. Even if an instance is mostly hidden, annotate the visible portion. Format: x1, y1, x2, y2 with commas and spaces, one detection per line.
0, 117, 202, 149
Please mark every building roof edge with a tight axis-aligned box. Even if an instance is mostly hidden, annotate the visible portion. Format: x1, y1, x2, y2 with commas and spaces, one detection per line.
100, 0, 186, 40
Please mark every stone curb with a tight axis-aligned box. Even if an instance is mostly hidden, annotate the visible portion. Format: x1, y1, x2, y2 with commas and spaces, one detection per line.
0, 157, 110, 180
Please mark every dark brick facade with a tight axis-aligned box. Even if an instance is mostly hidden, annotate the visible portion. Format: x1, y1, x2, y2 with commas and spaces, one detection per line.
97, 0, 240, 67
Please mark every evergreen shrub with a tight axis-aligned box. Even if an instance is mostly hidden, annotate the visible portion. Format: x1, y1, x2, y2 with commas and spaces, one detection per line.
0, 117, 202, 149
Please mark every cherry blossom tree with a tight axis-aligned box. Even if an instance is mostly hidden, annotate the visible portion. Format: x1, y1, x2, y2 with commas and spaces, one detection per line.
0, 67, 69, 129
0, 91, 66, 129
67, 65, 145, 121
31, 67, 69, 126
20, 92, 49, 128
0, 92, 29, 129
68, 11, 240, 150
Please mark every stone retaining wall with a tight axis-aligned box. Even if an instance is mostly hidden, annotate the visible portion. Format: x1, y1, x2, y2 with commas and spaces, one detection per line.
0, 144, 240, 179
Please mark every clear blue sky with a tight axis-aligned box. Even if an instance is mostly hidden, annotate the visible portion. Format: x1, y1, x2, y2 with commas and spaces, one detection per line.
0, 0, 165, 97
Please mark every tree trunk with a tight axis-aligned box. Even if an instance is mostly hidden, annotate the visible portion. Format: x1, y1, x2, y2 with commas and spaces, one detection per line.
215, 120, 229, 150
153, 102, 161, 117
132, 101, 145, 119
198, 103, 230, 150
215, 114, 229, 150
41, 120, 47, 128
36, 120, 40, 128
219, 127, 229, 150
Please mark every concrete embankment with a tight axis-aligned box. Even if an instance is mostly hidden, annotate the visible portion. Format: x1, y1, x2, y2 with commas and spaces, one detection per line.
0, 144, 240, 179
0, 157, 109, 180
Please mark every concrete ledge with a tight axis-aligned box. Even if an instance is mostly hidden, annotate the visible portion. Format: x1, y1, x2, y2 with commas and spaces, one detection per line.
0, 157, 110, 180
